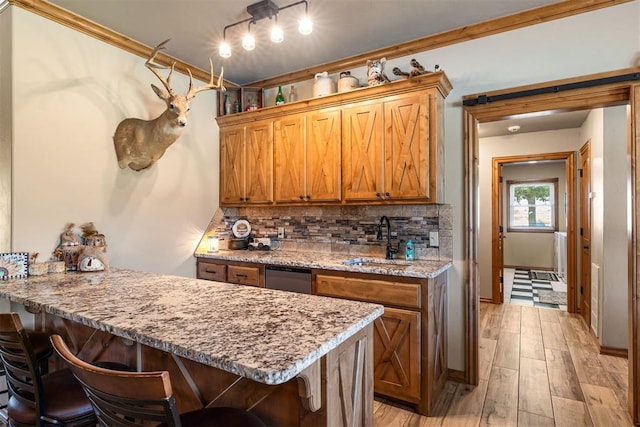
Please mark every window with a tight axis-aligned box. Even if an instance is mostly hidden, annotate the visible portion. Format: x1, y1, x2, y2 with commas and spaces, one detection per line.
507, 179, 558, 232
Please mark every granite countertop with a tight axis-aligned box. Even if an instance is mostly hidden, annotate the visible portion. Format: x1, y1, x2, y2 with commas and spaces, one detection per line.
196, 250, 452, 279
0, 269, 383, 385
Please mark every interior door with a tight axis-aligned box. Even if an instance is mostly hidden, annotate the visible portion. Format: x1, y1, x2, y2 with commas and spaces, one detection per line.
579, 141, 591, 327
492, 161, 505, 303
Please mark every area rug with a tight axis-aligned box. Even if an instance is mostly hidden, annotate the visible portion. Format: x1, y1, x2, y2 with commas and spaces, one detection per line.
537, 289, 567, 305
530, 271, 559, 282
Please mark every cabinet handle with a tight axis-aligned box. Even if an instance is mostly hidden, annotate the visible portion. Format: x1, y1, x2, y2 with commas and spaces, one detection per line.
245, 197, 250, 201
235, 274, 248, 279
376, 193, 381, 198
205, 269, 219, 274
299, 195, 305, 200
306, 195, 311, 200
385, 192, 390, 197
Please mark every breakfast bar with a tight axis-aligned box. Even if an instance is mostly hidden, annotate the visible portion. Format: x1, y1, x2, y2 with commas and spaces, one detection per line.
0, 269, 383, 427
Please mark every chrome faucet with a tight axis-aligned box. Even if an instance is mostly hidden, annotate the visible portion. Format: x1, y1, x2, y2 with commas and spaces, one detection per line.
377, 216, 399, 260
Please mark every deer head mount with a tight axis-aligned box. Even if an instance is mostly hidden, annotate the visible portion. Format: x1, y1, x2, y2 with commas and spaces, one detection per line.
113, 39, 225, 171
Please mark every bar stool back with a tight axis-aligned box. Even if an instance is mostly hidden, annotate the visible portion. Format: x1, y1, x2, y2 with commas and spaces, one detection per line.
0, 314, 95, 427
51, 335, 267, 427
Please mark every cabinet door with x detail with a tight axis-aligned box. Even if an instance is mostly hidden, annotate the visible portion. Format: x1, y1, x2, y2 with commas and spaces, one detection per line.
373, 307, 421, 402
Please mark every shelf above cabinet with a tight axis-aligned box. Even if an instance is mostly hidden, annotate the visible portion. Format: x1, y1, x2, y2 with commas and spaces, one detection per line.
215, 72, 451, 126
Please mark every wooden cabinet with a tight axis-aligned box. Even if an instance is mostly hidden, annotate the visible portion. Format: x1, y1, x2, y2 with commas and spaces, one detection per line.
342, 102, 384, 200
315, 269, 447, 415
220, 121, 273, 205
216, 72, 451, 207
197, 261, 226, 282
375, 307, 421, 402
197, 259, 264, 287
343, 91, 440, 202
227, 264, 261, 286
274, 109, 341, 203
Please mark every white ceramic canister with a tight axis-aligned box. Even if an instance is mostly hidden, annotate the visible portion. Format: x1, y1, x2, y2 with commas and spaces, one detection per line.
313, 72, 336, 97
338, 71, 359, 93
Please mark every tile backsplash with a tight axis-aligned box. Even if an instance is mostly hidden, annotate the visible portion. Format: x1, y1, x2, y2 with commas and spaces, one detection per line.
204, 204, 452, 260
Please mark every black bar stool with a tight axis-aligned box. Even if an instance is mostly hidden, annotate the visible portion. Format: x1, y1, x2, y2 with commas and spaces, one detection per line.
0, 313, 96, 427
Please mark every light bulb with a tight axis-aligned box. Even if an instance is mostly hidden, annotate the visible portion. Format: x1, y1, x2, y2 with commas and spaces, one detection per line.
271, 24, 284, 43
298, 16, 312, 35
219, 41, 231, 58
242, 33, 255, 51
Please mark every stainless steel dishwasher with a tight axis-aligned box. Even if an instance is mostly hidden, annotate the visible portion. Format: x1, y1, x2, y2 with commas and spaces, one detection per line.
264, 266, 312, 294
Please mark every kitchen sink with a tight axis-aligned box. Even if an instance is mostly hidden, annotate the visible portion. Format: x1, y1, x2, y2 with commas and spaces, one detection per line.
343, 257, 413, 268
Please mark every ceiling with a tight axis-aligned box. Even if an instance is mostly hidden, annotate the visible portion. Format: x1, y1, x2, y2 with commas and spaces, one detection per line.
45, 0, 590, 136
479, 110, 591, 138
47, 0, 560, 86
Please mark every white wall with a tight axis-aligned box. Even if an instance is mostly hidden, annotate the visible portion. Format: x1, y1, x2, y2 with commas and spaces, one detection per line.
502, 162, 567, 269
9, 8, 220, 277
478, 129, 582, 298
6, 1, 640, 371
0, 6, 11, 252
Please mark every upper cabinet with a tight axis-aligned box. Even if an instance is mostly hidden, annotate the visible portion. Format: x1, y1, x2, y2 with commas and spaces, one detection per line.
220, 121, 273, 204
216, 72, 451, 207
274, 109, 342, 203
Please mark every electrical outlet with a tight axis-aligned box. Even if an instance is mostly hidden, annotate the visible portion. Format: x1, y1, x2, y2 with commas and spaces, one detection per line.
277, 227, 285, 239
429, 231, 439, 247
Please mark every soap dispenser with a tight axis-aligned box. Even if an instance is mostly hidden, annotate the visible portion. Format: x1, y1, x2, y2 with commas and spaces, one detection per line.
405, 239, 414, 261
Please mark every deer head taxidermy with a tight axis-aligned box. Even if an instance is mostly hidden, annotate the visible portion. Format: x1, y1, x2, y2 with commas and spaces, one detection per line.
113, 39, 225, 171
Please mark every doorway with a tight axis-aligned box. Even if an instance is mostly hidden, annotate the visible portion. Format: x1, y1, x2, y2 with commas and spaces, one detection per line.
490, 152, 576, 313
462, 69, 640, 423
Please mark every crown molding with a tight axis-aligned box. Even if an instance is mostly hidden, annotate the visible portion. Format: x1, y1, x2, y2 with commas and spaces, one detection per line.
7, 0, 238, 88
5, 0, 631, 90
248, 0, 633, 88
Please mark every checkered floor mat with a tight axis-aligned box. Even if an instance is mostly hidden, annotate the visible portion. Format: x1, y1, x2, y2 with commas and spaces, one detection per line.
510, 269, 559, 309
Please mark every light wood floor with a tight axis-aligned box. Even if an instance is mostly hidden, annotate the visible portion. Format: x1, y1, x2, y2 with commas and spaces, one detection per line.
373, 302, 632, 426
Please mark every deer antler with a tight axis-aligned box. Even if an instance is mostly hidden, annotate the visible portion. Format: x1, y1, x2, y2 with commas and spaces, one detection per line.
186, 58, 225, 100
145, 38, 175, 96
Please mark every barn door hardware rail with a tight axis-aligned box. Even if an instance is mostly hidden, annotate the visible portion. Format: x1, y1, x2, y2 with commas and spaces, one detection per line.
463, 71, 640, 106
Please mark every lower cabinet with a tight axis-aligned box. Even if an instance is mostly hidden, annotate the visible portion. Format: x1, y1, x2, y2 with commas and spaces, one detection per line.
196, 258, 448, 415
197, 259, 264, 287
374, 307, 421, 402
315, 270, 447, 416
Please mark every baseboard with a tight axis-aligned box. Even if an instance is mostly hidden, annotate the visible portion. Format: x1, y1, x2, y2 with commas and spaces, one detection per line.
480, 296, 494, 303
448, 368, 466, 383
599, 345, 628, 358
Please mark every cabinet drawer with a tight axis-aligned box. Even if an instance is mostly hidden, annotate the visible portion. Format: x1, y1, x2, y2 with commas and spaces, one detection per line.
227, 265, 261, 287
316, 274, 421, 309
197, 262, 226, 282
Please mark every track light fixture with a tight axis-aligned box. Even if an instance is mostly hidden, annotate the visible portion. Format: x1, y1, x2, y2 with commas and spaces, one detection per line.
219, 0, 312, 58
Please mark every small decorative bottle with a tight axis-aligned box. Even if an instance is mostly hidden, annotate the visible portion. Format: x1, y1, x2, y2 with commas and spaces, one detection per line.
275, 86, 285, 105
224, 93, 232, 115
405, 239, 414, 261
288, 85, 296, 103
